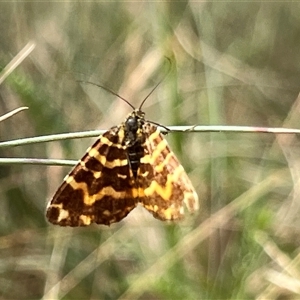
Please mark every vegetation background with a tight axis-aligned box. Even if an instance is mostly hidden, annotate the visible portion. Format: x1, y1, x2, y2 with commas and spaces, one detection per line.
1, 2, 300, 299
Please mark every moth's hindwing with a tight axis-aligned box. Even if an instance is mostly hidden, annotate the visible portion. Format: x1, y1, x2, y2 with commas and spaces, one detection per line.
46, 110, 199, 226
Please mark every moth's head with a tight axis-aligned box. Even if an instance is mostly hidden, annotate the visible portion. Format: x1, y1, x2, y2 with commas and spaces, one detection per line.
125, 109, 145, 133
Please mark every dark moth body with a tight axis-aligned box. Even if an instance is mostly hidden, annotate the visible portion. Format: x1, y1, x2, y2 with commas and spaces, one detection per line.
123, 112, 146, 179
46, 110, 199, 226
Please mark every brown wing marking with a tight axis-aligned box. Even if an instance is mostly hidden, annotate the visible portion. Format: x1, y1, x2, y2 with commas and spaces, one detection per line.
137, 124, 199, 221
46, 126, 138, 226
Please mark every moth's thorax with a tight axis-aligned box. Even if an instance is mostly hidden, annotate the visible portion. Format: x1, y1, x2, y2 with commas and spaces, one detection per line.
123, 109, 146, 147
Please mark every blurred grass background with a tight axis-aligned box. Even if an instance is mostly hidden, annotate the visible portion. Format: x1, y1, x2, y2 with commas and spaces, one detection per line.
1, 2, 300, 299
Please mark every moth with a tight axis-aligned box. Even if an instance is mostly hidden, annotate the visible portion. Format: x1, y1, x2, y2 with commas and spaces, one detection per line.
46, 83, 199, 226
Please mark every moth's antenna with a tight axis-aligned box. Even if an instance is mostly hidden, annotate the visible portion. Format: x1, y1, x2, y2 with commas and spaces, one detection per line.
139, 57, 172, 111
78, 80, 135, 110
78, 58, 172, 111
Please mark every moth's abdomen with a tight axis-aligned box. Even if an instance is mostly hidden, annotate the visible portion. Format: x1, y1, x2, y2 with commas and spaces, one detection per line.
127, 143, 144, 179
